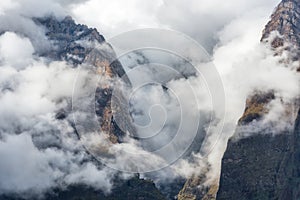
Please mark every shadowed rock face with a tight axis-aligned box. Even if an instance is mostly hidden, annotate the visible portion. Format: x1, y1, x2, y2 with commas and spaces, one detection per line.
217, 0, 300, 199
218, 131, 295, 199
218, 109, 300, 200
0, 176, 167, 200
34, 16, 105, 64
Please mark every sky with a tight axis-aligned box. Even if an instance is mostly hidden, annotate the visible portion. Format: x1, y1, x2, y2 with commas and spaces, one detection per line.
69, 0, 280, 51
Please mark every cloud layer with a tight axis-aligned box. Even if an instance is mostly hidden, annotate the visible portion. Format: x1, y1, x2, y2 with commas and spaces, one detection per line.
1, 0, 300, 198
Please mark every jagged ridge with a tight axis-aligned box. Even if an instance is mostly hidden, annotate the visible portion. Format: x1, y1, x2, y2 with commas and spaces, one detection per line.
217, 0, 300, 199
0, 16, 165, 200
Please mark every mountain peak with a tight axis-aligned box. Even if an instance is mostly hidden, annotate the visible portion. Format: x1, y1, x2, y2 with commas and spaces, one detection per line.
34, 15, 105, 63
217, 0, 300, 199
262, 0, 300, 50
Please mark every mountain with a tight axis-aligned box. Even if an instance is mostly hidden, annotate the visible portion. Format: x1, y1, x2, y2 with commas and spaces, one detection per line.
2, 1, 299, 199
34, 16, 132, 144
262, 0, 300, 56
1, 175, 167, 200
0, 16, 166, 200
217, 0, 300, 199
178, 176, 218, 200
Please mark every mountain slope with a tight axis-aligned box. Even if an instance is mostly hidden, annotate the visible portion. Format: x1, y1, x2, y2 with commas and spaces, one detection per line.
1, 176, 167, 200
35, 16, 131, 143
217, 0, 300, 199
0, 16, 166, 200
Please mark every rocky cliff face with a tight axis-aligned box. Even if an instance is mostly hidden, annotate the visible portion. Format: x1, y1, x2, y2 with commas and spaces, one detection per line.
0, 16, 165, 200
178, 176, 218, 200
1, 176, 167, 200
217, 0, 300, 199
35, 16, 131, 143
217, 112, 300, 199
261, 0, 300, 73
262, 0, 300, 52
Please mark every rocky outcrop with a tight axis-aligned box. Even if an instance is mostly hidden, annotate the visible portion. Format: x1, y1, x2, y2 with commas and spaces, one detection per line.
35, 16, 104, 63
262, 0, 300, 48
177, 175, 206, 200
178, 175, 218, 200
35, 16, 131, 143
217, 0, 300, 199
16, 16, 163, 200
218, 109, 300, 200
262, 0, 300, 69
0, 176, 167, 200
217, 129, 294, 199
238, 91, 275, 125
178, 1, 300, 198
238, 0, 300, 127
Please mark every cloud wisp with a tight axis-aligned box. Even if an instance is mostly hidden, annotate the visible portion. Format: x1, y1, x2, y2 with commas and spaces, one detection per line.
1, 0, 300, 198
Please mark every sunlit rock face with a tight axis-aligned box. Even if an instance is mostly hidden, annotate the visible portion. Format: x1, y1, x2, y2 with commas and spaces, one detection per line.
262, 0, 300, 72
237, 0, 300, 129
217, 0, 300, 199
35, 15, 131, 143
0, 16, 168, 200
262, 0, 300, 49
180, 0, 300, 199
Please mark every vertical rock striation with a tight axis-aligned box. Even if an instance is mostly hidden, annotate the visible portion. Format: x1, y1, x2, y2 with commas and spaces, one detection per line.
217, 0, 300, 199
35, 16, 132, 143
11, 16, 163, 200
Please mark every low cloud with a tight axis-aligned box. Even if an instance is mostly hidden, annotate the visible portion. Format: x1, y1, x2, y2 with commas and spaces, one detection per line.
1, 0, 299, 198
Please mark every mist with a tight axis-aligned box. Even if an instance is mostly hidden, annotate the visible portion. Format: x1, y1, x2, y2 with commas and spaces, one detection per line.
1, 0, 300, 198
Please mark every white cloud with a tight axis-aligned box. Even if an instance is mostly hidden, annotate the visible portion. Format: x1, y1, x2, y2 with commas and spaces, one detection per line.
0, 32, 34, 69
0, 133, 59, 195
1, 0, 299, 198
70, 0, 279, 51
